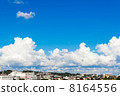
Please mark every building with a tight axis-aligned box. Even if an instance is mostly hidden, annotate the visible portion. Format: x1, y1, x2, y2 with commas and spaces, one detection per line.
9, 71, 36, 80
0, 75, 13, 80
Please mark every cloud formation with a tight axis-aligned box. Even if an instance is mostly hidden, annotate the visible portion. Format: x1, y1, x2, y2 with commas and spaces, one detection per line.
17, 11, 35, 19
0, 36, 120, 74
13, 0, 24, 4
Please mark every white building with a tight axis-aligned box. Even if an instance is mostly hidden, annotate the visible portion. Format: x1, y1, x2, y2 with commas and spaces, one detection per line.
43, 75, 51, 80
9, 71, 36, 80
0, 76, 13, 80
63, 76, 70, 80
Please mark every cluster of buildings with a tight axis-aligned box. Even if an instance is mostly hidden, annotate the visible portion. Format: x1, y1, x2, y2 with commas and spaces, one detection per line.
0, 70, 119, 80
0, 71, 36, 80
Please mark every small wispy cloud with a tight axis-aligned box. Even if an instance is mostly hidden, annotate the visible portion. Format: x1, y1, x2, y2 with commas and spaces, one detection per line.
13, 0, 24, 4
17, 11, 35, 19
8, 0, 24, 4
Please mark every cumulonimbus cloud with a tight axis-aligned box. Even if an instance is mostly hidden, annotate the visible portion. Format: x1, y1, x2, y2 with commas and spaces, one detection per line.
17, 11, 35, 19
0, 36, 120, 74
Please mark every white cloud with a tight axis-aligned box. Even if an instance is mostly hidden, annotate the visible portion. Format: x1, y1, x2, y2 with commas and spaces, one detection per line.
13, 0, 24, 4
0, 36, 120, 74
0, 37, 46, 66
17, 11, 35, 19
96, 36, 120, 56
8, 0, 24, 4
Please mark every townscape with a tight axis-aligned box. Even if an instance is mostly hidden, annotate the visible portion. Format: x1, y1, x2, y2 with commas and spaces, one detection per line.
0, 70, 120, 80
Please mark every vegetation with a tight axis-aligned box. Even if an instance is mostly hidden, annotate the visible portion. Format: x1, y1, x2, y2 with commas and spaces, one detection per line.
22, 70, 34, 73
0, 70, 12, 75
116, 76, 120, 80
51, 72, 77, 77
19, 78, 25, 80
41, 79, 48, 80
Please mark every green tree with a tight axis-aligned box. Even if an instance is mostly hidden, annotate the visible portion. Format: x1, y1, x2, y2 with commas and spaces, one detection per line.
116, 76, 120, 80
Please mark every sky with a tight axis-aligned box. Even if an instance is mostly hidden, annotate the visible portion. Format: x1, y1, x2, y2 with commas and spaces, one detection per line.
0, 0, 120, 74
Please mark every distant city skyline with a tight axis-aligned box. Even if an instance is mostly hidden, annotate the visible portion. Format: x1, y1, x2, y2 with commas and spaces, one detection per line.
0, 0, 120, 74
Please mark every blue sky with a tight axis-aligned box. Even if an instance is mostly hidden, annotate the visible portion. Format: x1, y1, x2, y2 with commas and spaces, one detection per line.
0, 0, 120, 52
0, 0, 120, 74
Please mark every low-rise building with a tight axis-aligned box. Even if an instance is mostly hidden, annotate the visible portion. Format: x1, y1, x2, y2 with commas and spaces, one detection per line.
9, 71, 36, 80
0, 75, 13, 80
